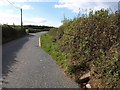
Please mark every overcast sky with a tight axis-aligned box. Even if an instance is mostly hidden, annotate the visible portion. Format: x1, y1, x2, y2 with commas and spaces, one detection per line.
0, 0, 119, 27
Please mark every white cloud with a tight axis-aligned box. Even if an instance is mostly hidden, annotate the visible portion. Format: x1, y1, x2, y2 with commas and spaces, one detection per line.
0, 12, 21, 25
6, 9, 15, 13
23, 17, 60, 27
0, 0, 9, 6
1, 0, 119, 2
55, 0, 118, 13
16, 4, 33, 10
0, 0, 33, 10
8, 0, 59, 2
21, 5, 32, 9
0, 0, 57, 3
0, 11, 59, 27
23, 17, 47, 25
0, 11, 46, 25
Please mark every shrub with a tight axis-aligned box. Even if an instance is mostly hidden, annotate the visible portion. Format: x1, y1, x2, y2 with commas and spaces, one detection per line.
41, 9, 120, 88
2, 24, 26, 44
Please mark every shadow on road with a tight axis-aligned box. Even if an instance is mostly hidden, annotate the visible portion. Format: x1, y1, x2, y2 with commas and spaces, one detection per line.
2, 34, 34, 77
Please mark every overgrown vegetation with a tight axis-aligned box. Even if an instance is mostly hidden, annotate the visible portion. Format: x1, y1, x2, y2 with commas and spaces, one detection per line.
24, 25, 54, 33
41, 9, 120, 88
41, 34, 70, 70
2, 24, 26, 44
2, 24, 53, 44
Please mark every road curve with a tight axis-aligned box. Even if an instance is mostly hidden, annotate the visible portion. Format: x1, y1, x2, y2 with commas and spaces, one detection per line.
2, 32, 79, 88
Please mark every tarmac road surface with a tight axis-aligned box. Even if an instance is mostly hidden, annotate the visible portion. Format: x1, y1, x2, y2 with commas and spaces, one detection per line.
2, 32, 79, 88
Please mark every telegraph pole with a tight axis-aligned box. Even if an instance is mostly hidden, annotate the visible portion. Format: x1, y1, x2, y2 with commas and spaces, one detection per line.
21, 8, 23, 30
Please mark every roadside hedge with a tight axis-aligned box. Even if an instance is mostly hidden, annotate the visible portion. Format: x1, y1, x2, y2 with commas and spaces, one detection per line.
41, 9, 120, 88
2, 24, 26, 44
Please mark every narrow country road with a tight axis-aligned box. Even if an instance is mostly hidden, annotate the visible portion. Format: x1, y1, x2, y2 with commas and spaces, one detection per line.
2, 32, 79, 88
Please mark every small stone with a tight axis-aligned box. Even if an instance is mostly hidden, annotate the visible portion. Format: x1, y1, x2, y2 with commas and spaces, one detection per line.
79, 72, 90, 84
80, 72, 90, 80
40, 60, 43, 62
86, 84, 91, 88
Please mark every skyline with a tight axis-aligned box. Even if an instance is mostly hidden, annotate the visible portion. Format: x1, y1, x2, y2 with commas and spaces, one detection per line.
0, 0, 119, 27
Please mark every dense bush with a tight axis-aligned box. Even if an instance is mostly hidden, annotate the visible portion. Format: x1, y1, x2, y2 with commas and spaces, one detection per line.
24, 25, 53, 33
41, 9, 120, 88
28, 28, 52, 33
27, 28, 41, 33
2, 24, 26, 44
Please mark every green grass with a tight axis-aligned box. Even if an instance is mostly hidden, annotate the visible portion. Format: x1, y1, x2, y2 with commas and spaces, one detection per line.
41, 34, 70, 71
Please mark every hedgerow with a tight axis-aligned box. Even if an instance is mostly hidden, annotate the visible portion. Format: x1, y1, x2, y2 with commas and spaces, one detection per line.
41, 9, 120, 88
2, 24, 26, 44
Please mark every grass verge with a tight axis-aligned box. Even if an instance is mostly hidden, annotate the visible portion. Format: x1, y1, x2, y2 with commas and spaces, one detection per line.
41, 33, 70, 72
